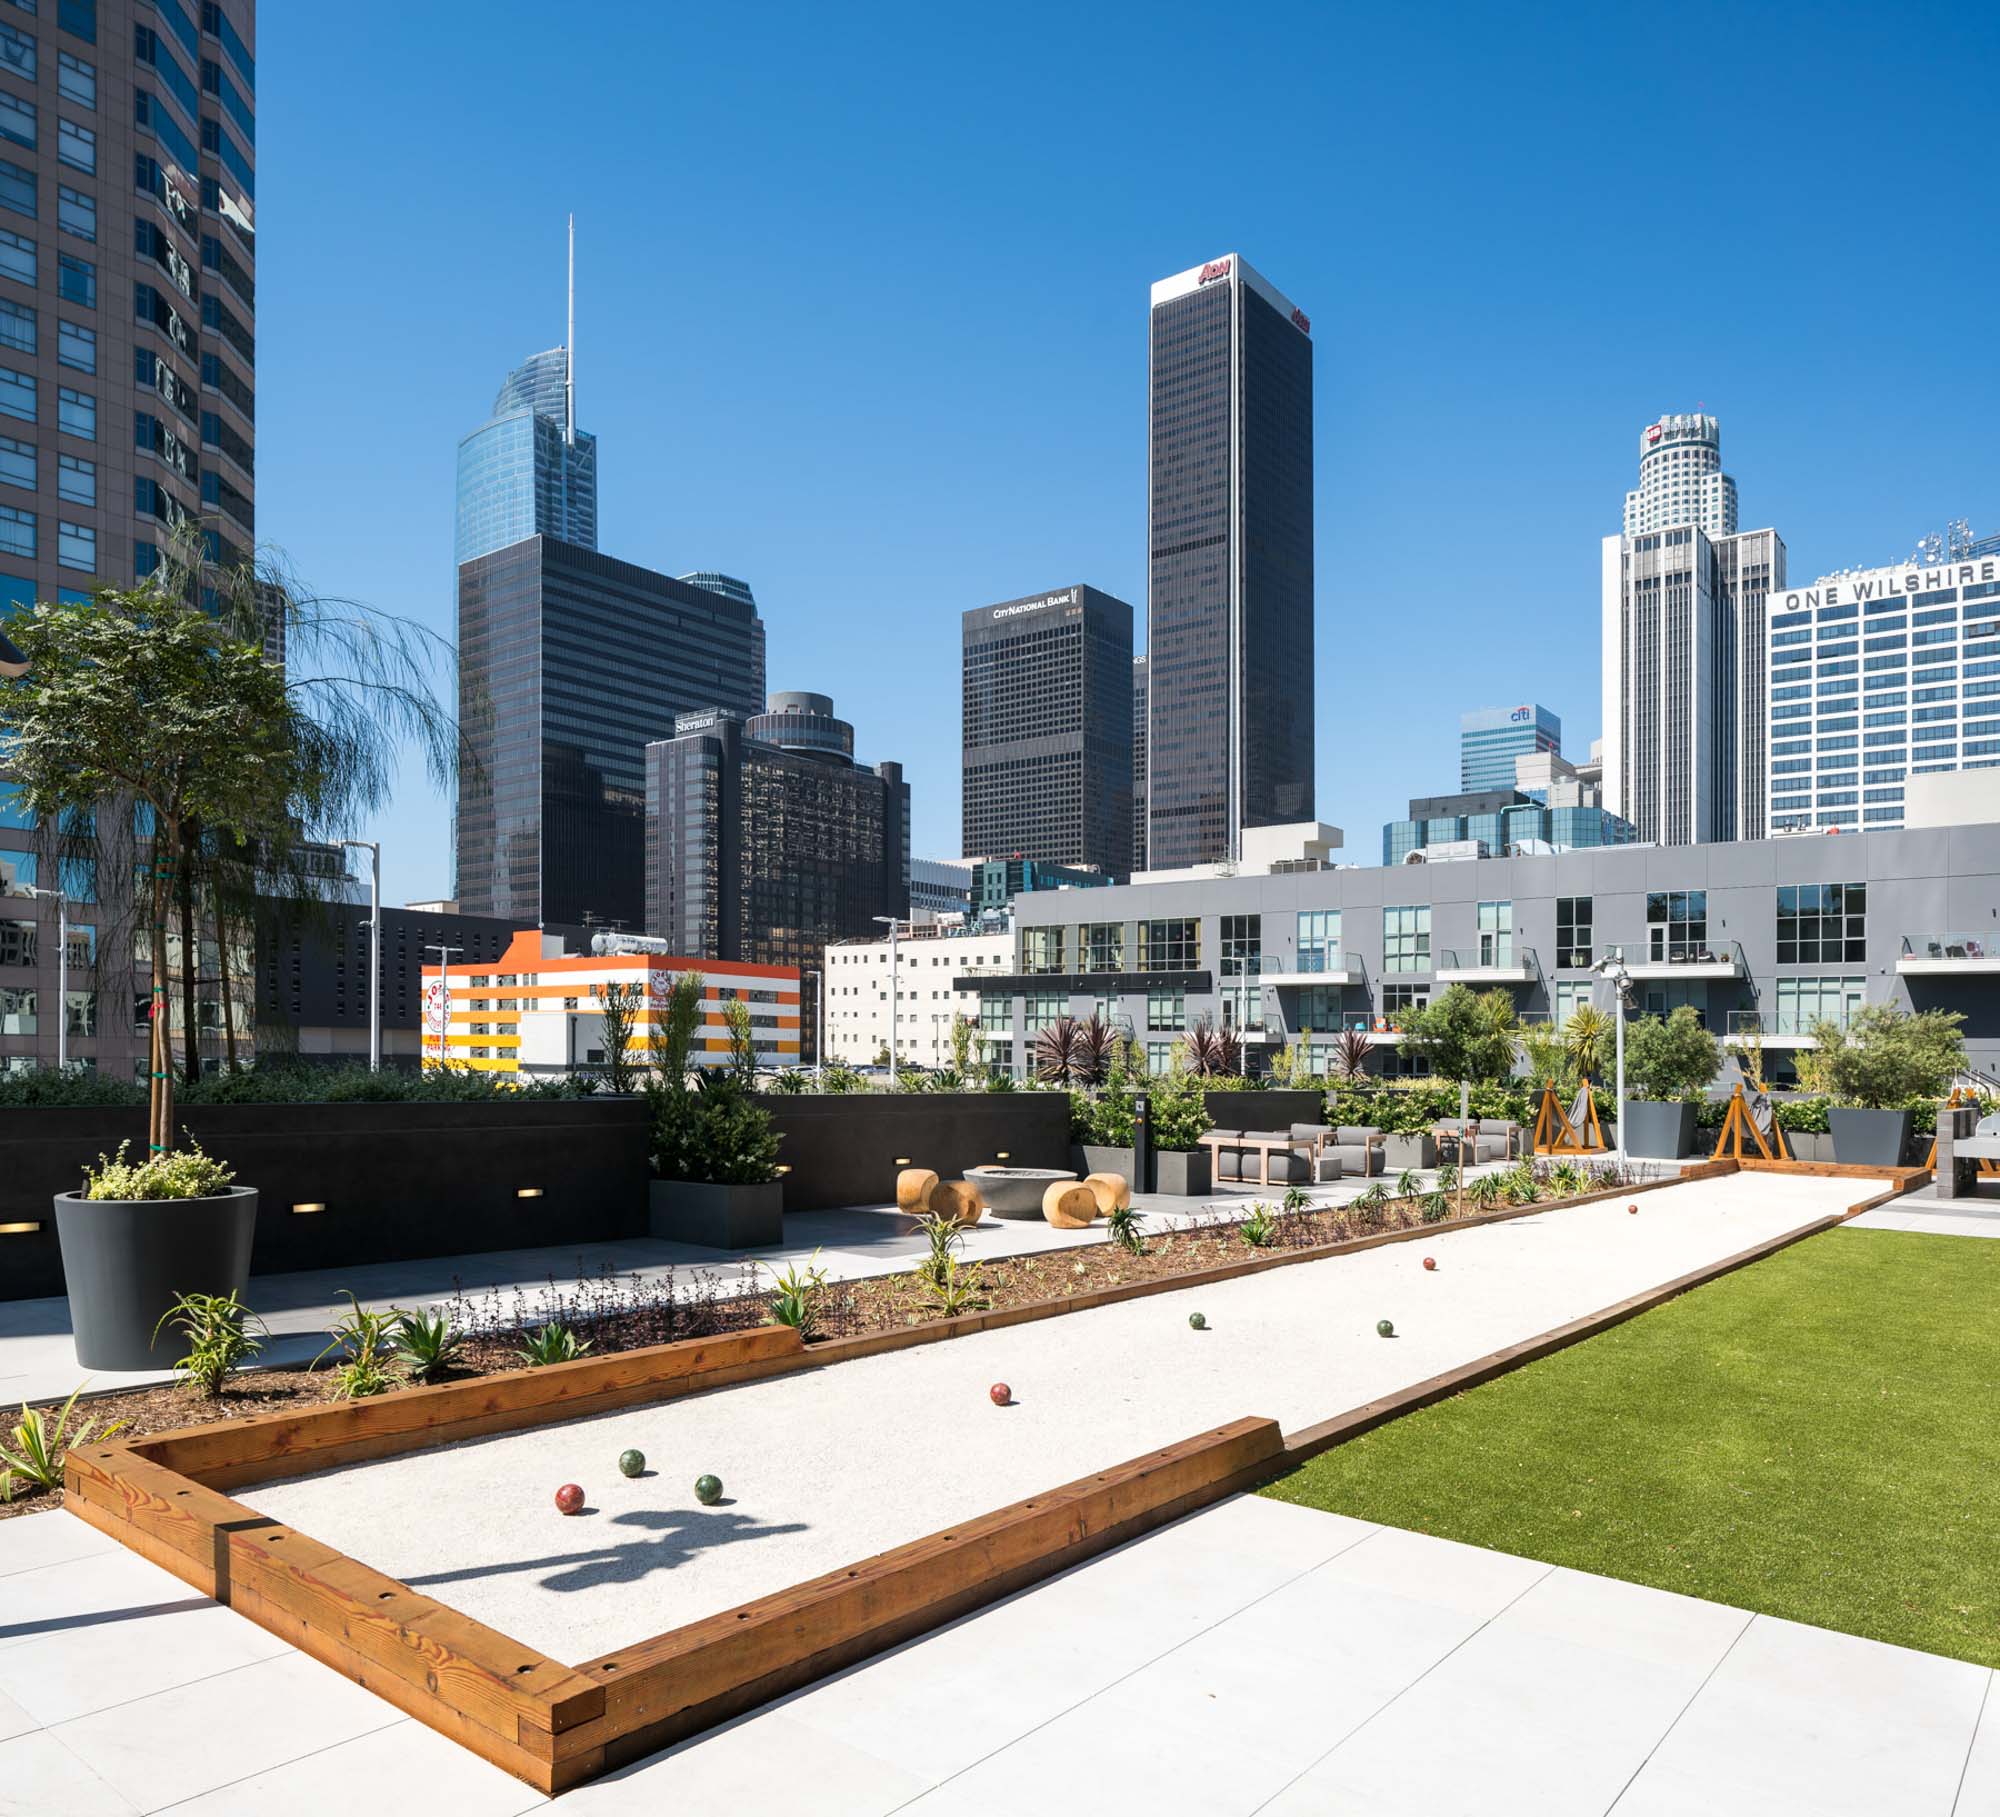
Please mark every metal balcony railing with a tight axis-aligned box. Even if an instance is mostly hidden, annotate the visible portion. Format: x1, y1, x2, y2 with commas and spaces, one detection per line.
1902, 933, 1997, 962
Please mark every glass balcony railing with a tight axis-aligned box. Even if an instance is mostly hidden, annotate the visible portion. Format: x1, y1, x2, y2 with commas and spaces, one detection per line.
1286, 949, 1346, 974
1727, 1009, 1843, 1039
1437, 945, 1537, 973
1902, 934, 1997, 962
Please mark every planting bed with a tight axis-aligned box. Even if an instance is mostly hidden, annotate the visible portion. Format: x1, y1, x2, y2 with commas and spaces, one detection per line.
59, 1162, 1912, 1793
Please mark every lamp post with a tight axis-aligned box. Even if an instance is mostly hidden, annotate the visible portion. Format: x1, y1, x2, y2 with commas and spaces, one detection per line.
425, 942, 462, 1070
338, 839, 381, 1071
26, 885, 67, 1070
804, 967, 822, 1084
1594, 950, 1634, 1170
872, 915, 903, 1086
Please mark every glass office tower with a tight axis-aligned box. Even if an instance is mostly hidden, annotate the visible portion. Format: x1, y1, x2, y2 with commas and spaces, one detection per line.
961, 583, 1133, 877
1460, 705, 1561, 792
455, 537, 765, 930
455, 346, 596, 567
1145, 253, 1314, 868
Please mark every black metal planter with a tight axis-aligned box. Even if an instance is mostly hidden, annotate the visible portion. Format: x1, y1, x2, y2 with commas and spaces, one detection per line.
53, 1187, 259, 1370
1621, 1100, 1698, 1160
1828, 1108, 1915, 1169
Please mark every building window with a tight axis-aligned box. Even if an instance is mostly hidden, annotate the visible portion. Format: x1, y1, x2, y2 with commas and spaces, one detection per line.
1555, 896, 1592, 969
57, 49, 94, 107
1020, 925, 1065, 976
0, 363, 29, 421
0, 90, 32, 150
1145, 1041, 1176, 1076
1022, 991, 1064, 1033
977, 993, 1010, 1035
1219, 914, 1261, 979
0, 295, 31, 354
56, 386, 92, 437
1146, 986, 1185, 1033
56, 517, 92, 569
56, 117, 94, 172
57, 254, 93, 306
1138, 917, 1199, 971
1383, 904, 1430, 973
56, 184, 94, 242
1079, 921, 1123, 973
0, 156, 32, 219
1774, 975, 1864, 1037
0, 432, 30, 490
1645, 890, 1708, 963
0, 984, 35, 1034
56, 452, 92, 505
0, 226, 32, 285
0, 500, 32, 557
0, 21, 33, 80
1476, 900, 1513, 967
1554, 978, 1593, 1028
1382, 984, 1429, 1016
1776, 882, 1865, 966
1296, 908, 1341, 973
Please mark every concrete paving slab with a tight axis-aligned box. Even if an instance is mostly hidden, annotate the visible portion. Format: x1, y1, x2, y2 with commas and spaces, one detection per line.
1956, 1676, 2000, 1815
0, 1729, 140, 1815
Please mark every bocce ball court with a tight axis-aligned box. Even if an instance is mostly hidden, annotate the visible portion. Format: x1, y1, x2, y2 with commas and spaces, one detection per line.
60, 1163, 1910, 1794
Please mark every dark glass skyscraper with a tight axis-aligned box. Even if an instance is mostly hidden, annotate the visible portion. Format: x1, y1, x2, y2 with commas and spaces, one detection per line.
455, 537, 765, 929
1145, 253, 1314, 868
1131, 655, 1148, 871
961, 583, 1132, 875
646, 695, 909, 1052
455, 346, 596, 566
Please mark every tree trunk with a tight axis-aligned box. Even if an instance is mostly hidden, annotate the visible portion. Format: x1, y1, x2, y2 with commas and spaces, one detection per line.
217, 903, 239, 1072
149, 830, 176, 1156
177, 821, 200, 1087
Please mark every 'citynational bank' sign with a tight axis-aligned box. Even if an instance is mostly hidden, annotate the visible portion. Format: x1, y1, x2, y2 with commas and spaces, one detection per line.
1773, 558, 1998, 613
992, 588, 1078, 622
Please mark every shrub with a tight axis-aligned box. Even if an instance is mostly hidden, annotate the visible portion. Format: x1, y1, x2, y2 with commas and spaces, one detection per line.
0, 1067, 143, 1108
517, 1321, 591, 1367
1804, 1005, 1965, 1109
1622, 1007, 1721, 1103
1395, 985, 1519, 1085
390, 1307, 464, 1383
1240, 1203, 1278, 1248
651, 1071, 781, 1185
1146, 1065, 1212, 1150
922, 1255, 989, 1318
0, 1385, 126, 1501
1104, 1203, 1146, 1255
766, 1249, 829, 1342
1774, 1095, 1831, 1134
1349, 1181, 1390, 1226
911, 1211, 964, 1288
154, 1288, 265, 1397
83, 1138, 234, 1202
316, 1292, 402, 1399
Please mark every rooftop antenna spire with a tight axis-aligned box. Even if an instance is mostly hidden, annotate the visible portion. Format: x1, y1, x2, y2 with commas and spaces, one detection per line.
564, 213, 575, 445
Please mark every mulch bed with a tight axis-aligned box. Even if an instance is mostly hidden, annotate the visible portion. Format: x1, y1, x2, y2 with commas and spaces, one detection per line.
3, 1174, 1618, 1523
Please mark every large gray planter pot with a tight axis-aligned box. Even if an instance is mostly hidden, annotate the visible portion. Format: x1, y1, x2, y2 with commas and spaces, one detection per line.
54, 1186, 259, 1371
1829, 1109, 1915, 1169
1784, 1130, 1832, 1163
1622, 1100, 1698, 1159
649, 1179, 783, 1249
1384, 1132, 1438, 1170
1151, 1148, 1212, 1197
1076, 1144, 1136, 1184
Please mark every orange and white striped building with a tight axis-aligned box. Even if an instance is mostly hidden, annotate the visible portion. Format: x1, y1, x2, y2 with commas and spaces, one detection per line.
419, 930, 800, 1080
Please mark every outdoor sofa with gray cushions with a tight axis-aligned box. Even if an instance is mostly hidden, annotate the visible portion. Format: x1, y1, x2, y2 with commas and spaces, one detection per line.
1291, 1123, 1385, 1180
1433, 1118, 1521, 1164
1207, 1128, 1313, 1185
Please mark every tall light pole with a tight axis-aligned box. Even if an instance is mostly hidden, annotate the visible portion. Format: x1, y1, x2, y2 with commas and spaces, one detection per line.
26, 885, 67, 1070
872, 915, 902, 1086
338, 839, 381, 1071
804, 968, 822, 1083
426, 942, 462, 1070
1594, 951, 1634, 1170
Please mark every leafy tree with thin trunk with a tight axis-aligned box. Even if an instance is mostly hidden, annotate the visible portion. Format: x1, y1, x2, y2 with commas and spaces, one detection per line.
595, 980, 644, 1093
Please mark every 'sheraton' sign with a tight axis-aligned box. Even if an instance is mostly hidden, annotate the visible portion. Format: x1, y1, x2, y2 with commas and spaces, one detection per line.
1773, 558, 1999, 613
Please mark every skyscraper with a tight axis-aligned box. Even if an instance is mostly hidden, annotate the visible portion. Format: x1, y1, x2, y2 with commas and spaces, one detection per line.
1145, 253, 1314, 868
455, 225, 596, 567
1460, 704, 1560, 793
961, 583, 1132, 876
1600, 414, 1784, 844
1131, 656, 1148, 871
455, 537, 765, 929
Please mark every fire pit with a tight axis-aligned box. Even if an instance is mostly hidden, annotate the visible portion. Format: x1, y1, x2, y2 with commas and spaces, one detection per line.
964, 1165, 1079, 1220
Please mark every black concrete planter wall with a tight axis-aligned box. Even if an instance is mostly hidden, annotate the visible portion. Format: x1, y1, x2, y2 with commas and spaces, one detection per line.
648, 1179, 784, 1250
753, 1092, 1069, 1212
1622, 1100, 1698, 1159
1, 1099, 652, 1302
1829, 1108, 1915, 1168
54, 1186, 258, 1369
1203, 1090, 1325, 1132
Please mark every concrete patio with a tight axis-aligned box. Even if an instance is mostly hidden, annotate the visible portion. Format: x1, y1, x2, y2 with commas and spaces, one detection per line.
2, 1494, 1994, 1814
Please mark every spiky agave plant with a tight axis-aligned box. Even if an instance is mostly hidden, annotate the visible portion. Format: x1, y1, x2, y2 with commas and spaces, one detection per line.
1034, 1016, 1085, 1085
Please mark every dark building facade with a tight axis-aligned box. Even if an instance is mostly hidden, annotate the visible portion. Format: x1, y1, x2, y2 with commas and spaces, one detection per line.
455, 537, 766, 930
645, 695, 909, 1024
1132, 655, 1148, 871
962, 583, 1132, 876
1145, 253, 1314, 868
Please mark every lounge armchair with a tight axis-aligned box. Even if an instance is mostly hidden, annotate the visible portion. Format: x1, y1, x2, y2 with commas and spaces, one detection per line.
1435, 1118, 1517, 1165
1311, 1124, 1385, 1178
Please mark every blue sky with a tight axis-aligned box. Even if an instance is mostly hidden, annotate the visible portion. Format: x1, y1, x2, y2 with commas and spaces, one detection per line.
257, 1, 2000, 904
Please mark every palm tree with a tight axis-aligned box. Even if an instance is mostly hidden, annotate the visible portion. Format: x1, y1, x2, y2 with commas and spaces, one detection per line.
1034, 1015, 1085, 1084
1564, 1004, 1614, 1083
1179, 1019, 1242, 1079
1334, 1027, 1373, 1082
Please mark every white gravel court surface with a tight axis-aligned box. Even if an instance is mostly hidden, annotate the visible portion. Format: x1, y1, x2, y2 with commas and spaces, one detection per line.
241, 1169, 1880, 1665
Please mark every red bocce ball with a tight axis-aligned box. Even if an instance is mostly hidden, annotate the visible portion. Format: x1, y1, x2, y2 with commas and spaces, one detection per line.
989, 1382, 1012, 1407
1422, 1256, 1437, 1271
554, 1483, 584, 1516
1629, 1203, 1639, 1215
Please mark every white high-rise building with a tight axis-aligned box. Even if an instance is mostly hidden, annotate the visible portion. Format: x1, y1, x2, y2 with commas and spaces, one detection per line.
1766, 553, 2000, 834
1601, 414, 1784, 844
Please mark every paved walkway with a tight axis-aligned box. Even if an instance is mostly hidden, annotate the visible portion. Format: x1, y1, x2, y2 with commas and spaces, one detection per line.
1, 1162, 1573, 1409
3, 1495, 1993, 1814
1851, 1178, 2000, 1241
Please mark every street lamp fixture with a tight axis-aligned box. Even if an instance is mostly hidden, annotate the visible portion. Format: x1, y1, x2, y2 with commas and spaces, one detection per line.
872, 915, 905, 1088
1591, 951, 1635, 1170
337, 839, 381, 1072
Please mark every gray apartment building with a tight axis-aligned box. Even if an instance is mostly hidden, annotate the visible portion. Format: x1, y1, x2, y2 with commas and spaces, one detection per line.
455, 537, 766, 932
960, 825, 2000, 1084
962, 583, 1132, 876
0, 0, 257, 1081
1145, 253, 1314, 868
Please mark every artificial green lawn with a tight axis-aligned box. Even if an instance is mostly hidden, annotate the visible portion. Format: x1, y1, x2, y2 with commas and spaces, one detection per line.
1262, 1227, 2000, 1666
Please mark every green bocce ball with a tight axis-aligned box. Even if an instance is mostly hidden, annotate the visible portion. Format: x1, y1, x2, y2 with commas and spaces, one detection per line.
694, 1473, 723, 1505
617, 1449, 645, 1479
1188, 1311, 1207, 1331
1376, 1318, 1395, 1338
